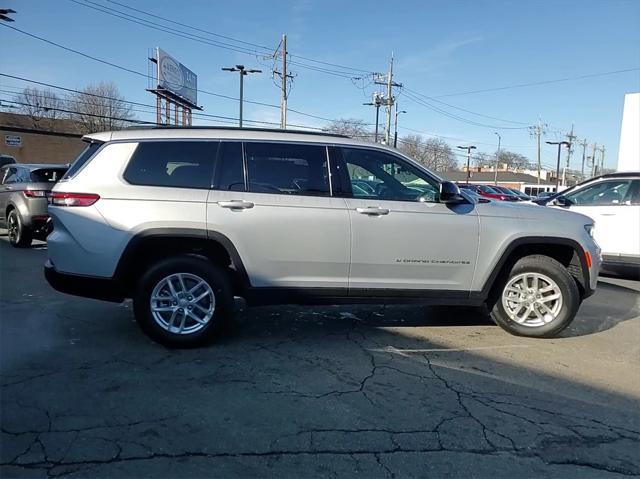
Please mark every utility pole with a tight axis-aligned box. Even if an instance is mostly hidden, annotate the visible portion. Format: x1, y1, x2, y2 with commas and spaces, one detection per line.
374, 54, 402, 145
222, 65, 261, 127
591, 143, 598, 176
599, 145, 606, 174
457, 145, 477, 184
393, 103, 406, 148
579, 138, 588, 179
547, 141, 571, 192
529, 121, 547, 186
564, 124, 577, 186
363, 92, 383, 142
273, 34, 293, 129
493, 132, 501, 185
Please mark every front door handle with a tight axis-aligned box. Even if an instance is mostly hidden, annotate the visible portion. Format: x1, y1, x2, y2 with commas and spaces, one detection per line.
218, 200, 255, 210
599, 213, 616, 216
356, 206, 390, 216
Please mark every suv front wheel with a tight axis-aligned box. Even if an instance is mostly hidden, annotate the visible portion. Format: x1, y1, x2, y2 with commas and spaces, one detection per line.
490, 255, 580, 338
133, 255, 234, 347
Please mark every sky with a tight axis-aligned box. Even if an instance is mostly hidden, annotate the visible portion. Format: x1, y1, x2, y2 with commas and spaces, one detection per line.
1, 0, 639, 171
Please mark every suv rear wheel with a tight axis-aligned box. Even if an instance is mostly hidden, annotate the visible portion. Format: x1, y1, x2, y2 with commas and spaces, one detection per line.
7, 209, 33, 248
490, 254, 580, 338
133, 255, 234, 347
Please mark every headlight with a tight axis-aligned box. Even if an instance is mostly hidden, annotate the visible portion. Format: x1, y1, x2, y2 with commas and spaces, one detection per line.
584, 224, 595, 237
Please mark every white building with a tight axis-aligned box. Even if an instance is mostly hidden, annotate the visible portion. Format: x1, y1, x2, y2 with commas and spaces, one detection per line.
617, 92, 640, 172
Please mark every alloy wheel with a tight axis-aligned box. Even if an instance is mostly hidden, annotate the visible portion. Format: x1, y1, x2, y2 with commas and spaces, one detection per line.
502, 272, 563, 327
149, 273, 216, 335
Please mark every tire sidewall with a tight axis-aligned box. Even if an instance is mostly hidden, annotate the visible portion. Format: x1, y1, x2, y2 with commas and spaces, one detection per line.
8, 210, 31, 248
133, 255, 233, 347
491, 257, 580, 338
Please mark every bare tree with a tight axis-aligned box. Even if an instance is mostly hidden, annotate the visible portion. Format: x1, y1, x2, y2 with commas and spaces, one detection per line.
68, 82, 135, 134
473, 150, 532, 171
13, 87, 64, 128
398, 134, 457, 172
323, 118, 372, 140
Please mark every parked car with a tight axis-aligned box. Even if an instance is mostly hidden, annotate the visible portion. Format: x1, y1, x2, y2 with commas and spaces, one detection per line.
492, 185, 525, 201
457, 183, 515, 201
547, 172, 640, 272
45, 127, 600, 346
0, 163, 69, 247
506, 188, 532, 201
0, 154, 16, 168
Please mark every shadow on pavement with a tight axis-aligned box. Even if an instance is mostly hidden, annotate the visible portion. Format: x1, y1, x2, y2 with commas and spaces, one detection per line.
1, 241, 639, 478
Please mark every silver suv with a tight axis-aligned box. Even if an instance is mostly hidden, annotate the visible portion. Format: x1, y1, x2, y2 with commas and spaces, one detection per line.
44, 127, 601, 346
0, 163, 68, 247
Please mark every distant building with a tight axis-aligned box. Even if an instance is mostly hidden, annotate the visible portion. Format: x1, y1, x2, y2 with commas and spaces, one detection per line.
442, 170, 557, 196
0, 112, 85, 164
617, 93, 639, 172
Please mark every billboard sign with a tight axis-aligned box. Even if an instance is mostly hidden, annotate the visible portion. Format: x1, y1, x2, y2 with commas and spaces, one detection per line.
156, 48, 197, 106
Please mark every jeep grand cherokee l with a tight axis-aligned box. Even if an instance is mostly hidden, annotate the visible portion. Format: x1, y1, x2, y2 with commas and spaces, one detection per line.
45, 127, 601, 346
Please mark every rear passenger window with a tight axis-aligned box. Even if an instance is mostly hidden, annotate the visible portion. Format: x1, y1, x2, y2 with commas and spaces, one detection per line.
244, 142, 330, 196
124, 141, 218, 189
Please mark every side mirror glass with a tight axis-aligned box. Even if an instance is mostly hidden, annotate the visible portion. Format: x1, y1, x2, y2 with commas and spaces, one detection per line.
554, 196, 571, 206
439, 181, 465, 204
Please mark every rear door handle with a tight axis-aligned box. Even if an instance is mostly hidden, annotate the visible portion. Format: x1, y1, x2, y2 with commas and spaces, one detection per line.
217, 200, 254, 209
356, 206, 390, 216
599, 213, 616, 216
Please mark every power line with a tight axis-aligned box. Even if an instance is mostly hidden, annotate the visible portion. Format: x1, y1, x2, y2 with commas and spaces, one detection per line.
434, 67, 640, 98
102, 0, 375, 75
69, 0, 367, 79
104, 0, 273, 51
402, 86, 529, 126
0, 26, 341, 123
70, 0, 270, 56
401, 89, 530, 130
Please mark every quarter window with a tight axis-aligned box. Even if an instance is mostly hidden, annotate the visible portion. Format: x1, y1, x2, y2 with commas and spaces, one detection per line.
341, 147, 439, 202
124, 141, 218, 189
244, 142, 330, 196
564, 180, 633, 206
63, 142, 102, 179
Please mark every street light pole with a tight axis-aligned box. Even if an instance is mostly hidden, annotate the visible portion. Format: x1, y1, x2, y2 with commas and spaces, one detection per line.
546, 141, 571, 192
222, 65, 261, 127
493, 132, 501, 186
457, 145, 477, 184
393, 103, 406, 148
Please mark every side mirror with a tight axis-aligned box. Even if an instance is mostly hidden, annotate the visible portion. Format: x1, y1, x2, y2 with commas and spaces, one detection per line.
554, 196, 571, 207
439, 181, 465, 204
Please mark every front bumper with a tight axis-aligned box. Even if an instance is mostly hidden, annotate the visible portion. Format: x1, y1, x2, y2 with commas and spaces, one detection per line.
44, 260, 124, 303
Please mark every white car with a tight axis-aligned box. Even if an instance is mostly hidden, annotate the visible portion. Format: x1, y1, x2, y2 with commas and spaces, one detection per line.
551, 172, 640, 272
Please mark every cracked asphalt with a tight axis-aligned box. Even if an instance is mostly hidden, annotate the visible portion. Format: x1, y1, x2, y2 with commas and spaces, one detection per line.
1, 237, 639, 478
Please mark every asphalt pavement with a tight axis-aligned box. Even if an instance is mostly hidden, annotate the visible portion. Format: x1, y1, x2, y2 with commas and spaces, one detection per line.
1, 236, 639, 478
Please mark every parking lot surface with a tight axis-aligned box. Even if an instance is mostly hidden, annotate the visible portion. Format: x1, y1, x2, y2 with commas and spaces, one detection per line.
1, 237, 639, 478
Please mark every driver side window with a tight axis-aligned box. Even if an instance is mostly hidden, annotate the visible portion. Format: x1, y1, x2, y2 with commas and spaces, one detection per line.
341, 147, 439, 202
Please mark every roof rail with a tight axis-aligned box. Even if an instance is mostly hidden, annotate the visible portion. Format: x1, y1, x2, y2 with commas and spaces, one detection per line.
122, 125, 350, 139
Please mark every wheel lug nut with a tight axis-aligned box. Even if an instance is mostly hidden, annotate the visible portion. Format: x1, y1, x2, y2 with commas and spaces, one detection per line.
188, 296, 193, 301
188, 305, 192, 310
172, 301, 177, 306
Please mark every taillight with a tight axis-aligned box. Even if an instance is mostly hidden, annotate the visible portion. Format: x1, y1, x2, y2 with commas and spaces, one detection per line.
49, 192, 100, 207
24, 190, 48, 198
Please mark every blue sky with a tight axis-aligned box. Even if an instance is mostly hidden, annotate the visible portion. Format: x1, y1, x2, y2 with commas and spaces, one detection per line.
1, 0, 639, 170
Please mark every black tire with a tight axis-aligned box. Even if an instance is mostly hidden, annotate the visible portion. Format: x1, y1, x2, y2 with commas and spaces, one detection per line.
133, 254, 234, 347
489, 254, 580, 338
7, 209, 33, 248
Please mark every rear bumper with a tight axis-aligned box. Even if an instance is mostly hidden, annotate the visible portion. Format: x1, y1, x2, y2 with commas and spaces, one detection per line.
44, 260, 124, 303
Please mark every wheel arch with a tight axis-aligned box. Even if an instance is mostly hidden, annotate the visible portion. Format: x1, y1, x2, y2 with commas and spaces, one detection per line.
113, 228, 250, 298
475, 236, 590, 305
